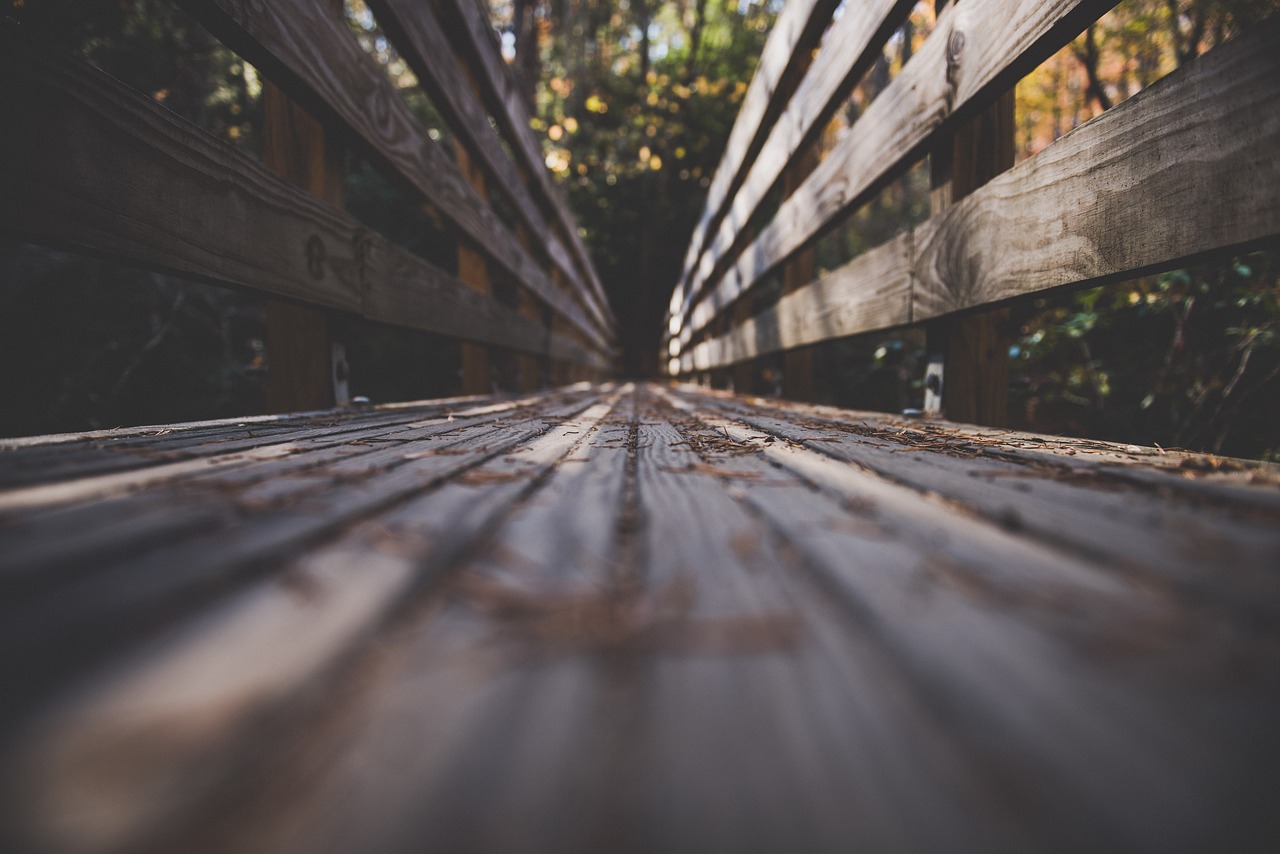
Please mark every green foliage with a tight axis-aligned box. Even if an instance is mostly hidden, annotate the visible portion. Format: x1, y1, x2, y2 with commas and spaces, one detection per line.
11, 0, 261, 149
1011, 249, 1280, 457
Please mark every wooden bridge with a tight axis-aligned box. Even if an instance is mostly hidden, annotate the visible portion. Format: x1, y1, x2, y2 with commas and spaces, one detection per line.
2, 1, 1279, 852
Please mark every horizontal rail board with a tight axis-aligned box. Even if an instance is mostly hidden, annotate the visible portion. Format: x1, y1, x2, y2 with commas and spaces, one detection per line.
0, 35, 603, 370
911, 13, 1280, 319
682, 234, 912, 371
433, 0, 616, 326
679, 19, 1280, 371
365, 0, 610, 333
673, 0, 841, 314
678, 0, 916, 318
177, 0, 614, 354
2, 383, 1279, 852
679, 0, 1117, 346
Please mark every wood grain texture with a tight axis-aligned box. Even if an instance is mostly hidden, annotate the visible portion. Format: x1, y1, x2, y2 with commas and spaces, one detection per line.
0, 392, 607, 726
366, 0, 613, 336
930, 85, 1016, 427
672, 0, 841, 315
431, 0, 616, 327
175, 0, 613, 353
680, 0, 1116, 343
678, 20, 1280, 370
1, 383, 1278, 853
261, 69, 344, 413
679, 0, 914, 315
679, 390, 1280, 629
0, 33, 602, 369
456, 135, 496, 396
682, 232, 912, 372
911, 16, 1280, 318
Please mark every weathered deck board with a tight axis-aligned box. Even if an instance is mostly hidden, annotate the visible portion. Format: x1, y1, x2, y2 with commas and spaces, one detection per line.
2, 383, 1278, 853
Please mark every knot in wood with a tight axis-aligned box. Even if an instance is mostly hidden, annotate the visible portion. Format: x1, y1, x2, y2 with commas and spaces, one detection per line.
306, 234, 326, 280
946, 29, 965, 88
228, 0, 266, 22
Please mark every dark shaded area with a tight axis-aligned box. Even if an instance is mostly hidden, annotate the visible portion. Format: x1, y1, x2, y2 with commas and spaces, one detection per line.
1008, 247, 1280, 459
0, 245, 267, 436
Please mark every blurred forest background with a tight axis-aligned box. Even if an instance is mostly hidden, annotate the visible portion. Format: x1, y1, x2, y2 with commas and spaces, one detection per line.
2, 0, 1277, 459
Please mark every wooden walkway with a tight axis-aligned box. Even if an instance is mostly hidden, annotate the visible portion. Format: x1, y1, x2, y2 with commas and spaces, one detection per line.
2, 383, 1279, 853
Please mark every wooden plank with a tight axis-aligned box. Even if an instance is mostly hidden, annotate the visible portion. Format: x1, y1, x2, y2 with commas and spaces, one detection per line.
0, 394, 623, 854
264, 300, 336, 412
2, 384, 1280, 851
0, 394, 598, 581
681, 233, 912, 372
0, 390, 508, 453
929, 80, 1017, 426
652, 390, 1280, 851
364, 0, 613, 337
780, 145, 820, 401
678, 0, 915, 316
673, 386, 1280, 621
682, 19, 1280, 369
0, 394, 588, 590
0, 394, 610, 731
456, 129, 496, 396
516, 266, 547, 391
911, 16, 1280, 318
262, 60, 345, 412
431, 0, 616, 329
0, 34, 604, 370
673, 0, 842, 312
175, 0, 613, 353
164, 387, 1003, 851
364, 238, 605, 368
681, 0, 1116, 344
623, 392, 991, 851
0, 393, 554, 505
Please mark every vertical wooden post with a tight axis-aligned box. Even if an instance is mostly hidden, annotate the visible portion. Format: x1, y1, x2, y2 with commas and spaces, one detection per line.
513, 223, 545, 391
730, 302, 754, 394
729, 222, 756, 394
454, 139, 494, 395
548, 313, 570, 387
781, 144, 819, 402
926, 0, 1014, 425
261, 63, 344, 413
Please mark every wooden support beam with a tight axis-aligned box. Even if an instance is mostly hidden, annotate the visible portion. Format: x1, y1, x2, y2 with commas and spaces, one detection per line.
514, 223, 546, 392
261, 69, 343, 413
927, 87, 1015, 426
780, 144, 819, 402
924, 0, 1008, 426
455, 141, 494, 396
517, 289, 544, 392
730, 296, 755, 395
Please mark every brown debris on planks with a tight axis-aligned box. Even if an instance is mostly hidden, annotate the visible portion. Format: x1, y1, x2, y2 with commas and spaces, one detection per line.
1, 382, 1279, 853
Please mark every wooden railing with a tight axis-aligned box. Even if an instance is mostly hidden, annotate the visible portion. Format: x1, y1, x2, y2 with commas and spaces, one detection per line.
663, 0, 1279, 424
1, 0, 617, 409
